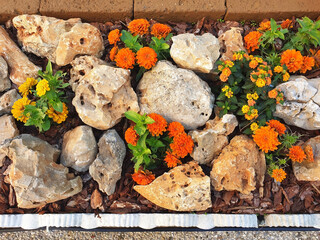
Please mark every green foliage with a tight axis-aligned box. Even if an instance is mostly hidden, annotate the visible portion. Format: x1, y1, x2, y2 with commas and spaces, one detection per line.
22, 61, 68, 132
284, 17, 320, 52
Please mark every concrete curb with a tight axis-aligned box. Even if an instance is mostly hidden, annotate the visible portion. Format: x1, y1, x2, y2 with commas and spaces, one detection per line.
0, 0, 319, 23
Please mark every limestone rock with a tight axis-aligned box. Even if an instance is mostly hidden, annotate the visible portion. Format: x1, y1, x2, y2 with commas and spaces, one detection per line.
210, 135, 266, 195
293, 136, 320, 181
189, 114, 238, 165
61, 125, 97, 172
137, 61, 214, 130
134, 161, 212, 211
72, 62, 139, 130
170, 33, 220, 73
0, 115, 19, 144
218, 27, 246, 61
274, 76, 320, 130
0, 57, 10, 92
89, 130, 126, 195
13, 14, 104, 66
70, 55, 107, 91
0, 89, 21, 116
4, 134, 82, 208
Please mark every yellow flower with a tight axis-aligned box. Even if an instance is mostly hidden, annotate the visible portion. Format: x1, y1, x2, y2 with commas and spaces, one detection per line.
250, 122, 259, 132
246, 93, 253, 100
256, 57, 263, 63
47, 103, 68, 124
233, 52, 243, 61
283, 71, 290, 81
218, 65, 224, 71
251, 109, 258, 118
221, 85, 229, 92
274, 66, 283, 73
225, 90, 233, 98
242, 105, 250, 114
11, 97, 33, 123
224, 60, 234, 68
18, 78, 38, 97
252, 92, 259, 100
36, 79, 50, 97
256, 78, 266, 87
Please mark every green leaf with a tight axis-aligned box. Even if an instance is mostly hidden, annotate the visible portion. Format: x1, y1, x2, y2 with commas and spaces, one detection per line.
42, 117, 51, 131
46, 60, 53, 75
125, 111, 142, 123
52, 101, 63, 112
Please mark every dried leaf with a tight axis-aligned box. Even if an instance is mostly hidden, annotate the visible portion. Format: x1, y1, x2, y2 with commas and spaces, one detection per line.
90, 189, 103, 210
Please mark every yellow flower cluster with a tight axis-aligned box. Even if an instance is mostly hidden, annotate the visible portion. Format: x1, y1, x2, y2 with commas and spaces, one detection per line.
18, 78, 38, 97
221, 85, 233, 98
242, 104, 258, 120
47, 103, 69, 124
250, 64, 273, 87
268, 88, 284, 104
218, 60, 234, 82
36, 79, 50, 97
274, 65, 290, 82
250, 122, 259, 132
11, 97, 34, 123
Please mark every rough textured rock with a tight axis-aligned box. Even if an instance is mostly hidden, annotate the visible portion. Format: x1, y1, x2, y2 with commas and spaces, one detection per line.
218, 27, 246, 61
170, 33, 220, 73
0, 26, 40, 86
12, 14, 104, 66
293, 136, 320, 181
0, 57, 10, 92
61, 125, 97, 172
210, 135, 266, 195
0, 89, 21, 116
189, 114, 238, 165
134, 161, 212, 211
89, 130, 126, 195
0, 115, 19, 144
274, 76, 320, 130
2, 134, 82, 208
137, 61, 214, 130
70, 56, 107, 91
72, 60, 139, 130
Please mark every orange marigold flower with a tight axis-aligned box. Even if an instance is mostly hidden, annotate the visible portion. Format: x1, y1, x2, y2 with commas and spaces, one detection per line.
128, 19, 150, 36
136, 47, 158, 69
304, 145, 314, 162
147, 113, 167, 136
125, 126, 139, 146
132, 169, 155, 185
168, 121, 185, 138
258, 21, 271, 31
281, 19, 293, 29
244, 31, 262, 53
249, 59, 259, 69
109, 46, 118, 61
280, 49, 303, 73
253, 126, 281, 153
115, 48, 135, 69
170, 132, 194, 158
272, 168, 287, 182
108, 29, 122, 45
151, 23, 171, 39
164, 151, 182, 168
288, 146, 306, 163
267, 119, 286, 136
300, 56, 315, 74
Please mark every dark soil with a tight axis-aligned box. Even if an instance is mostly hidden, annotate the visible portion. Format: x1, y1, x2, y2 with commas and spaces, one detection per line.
1, 17, 320, 215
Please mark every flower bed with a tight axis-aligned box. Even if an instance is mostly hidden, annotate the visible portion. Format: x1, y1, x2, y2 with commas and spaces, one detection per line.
0, 14, 319, 219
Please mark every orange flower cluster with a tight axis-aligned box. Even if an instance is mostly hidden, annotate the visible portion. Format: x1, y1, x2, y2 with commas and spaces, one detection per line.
253, 126, 281, 153
258, 21, 271, 31
218, 60, 234, 82
167, 121, 185, 138
132, 169, 155, 185
250, 64, 273, 87
147, 113, 167, 136
136, 47, 158, 69
108, 29, 122, 45
164, 151, 182, 168
272, 168, 287, 183
268, 88, 284, 104
267, 119, 286, 136
115, 48, 136, 69
109, 46, 118, 61
288, 146, 306, 163
170, 132, 194, 158
128, 19, 150, 36
244, 31, 262, 53
125, 126, 139, 146
280, 49, 303, 73
300, 56, 315, 73
151, 23, 172, 39
281, 19, 293, 29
